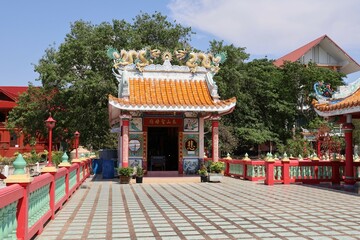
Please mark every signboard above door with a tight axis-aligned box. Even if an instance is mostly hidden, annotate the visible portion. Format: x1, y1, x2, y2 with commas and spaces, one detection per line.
144, 117, 183, 127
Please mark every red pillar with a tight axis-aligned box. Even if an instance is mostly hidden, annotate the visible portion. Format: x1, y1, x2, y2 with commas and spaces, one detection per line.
317, 140, 321, 158
49, 172, 56, 220
331, 161, 341, 185
343, 118, 355, 185
212, 120, 219, 162
11, 183, 30, 240
265, 160, 274, 185
122, 119, 129, 167
282, 159, 290, 184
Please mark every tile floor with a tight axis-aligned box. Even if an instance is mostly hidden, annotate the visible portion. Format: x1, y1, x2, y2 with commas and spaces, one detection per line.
35, 175, 360, 240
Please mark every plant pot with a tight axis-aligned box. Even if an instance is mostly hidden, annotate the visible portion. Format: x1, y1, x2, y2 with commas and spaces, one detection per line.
200, 175, 208, 182
208, 173, 223, 182
119, 175, 131, 184
136, 176, 143, 183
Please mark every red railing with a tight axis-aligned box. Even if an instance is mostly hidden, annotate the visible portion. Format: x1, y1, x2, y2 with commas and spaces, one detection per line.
0, 158, 92, 240
264, 159, 360, 185
206, 157, 267, 181
206, 157, 360, 186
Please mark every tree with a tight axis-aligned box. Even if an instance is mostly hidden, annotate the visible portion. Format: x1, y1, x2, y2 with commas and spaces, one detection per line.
7, 12, 347, 156
207, 40, 345, 156
280, 61, 345, 127
7, 12, 193, 150
7, 86, 50, 144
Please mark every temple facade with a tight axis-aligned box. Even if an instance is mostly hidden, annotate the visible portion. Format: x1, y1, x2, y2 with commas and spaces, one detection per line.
313, 79, 360, 184
107, 49, 236, 174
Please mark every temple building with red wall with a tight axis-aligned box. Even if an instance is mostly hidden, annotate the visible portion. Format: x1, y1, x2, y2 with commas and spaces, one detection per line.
0, 86, 46, 157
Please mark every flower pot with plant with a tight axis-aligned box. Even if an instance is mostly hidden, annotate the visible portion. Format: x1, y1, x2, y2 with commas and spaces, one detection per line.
198, 164, 208, 182
118, 167, 133, 184
135, 166, 144, 183
209, 161, 225, 182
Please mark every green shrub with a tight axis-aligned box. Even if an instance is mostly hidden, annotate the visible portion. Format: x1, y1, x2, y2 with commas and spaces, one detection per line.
198, 168, 208, 176
52, 151, 64, 166
118, 167, 133, 177
136, 166, 144, 177
209, 161, 225, 173
0, 156, 14, 165
17, 151, 40, 164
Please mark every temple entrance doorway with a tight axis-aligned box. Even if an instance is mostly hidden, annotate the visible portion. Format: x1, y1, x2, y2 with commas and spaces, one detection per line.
147, 127, 179, 171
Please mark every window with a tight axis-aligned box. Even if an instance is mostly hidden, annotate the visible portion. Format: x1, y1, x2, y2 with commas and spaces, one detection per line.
0, 112, 5, 122
10, 133, 18, 147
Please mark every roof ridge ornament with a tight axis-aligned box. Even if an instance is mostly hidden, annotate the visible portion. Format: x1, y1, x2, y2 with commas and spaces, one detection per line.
313, 81, 336, 104
106, 47, 227, 75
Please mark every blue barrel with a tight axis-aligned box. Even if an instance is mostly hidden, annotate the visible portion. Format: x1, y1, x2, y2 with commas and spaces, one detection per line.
92, 159, 102, 174
99, 149, 118, 179
99, 149, 117, 160
102, 159, 115, 179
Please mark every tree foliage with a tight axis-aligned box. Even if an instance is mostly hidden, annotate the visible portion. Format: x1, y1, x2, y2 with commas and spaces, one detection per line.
208, 40, 344, 156
7, 12, 193, 150
7, 12, 346, 156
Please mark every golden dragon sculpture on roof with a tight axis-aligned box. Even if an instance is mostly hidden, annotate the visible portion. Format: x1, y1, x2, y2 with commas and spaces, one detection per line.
107, 47, 227, 74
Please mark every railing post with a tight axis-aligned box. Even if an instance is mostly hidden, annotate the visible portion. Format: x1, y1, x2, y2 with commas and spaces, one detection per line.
48, 172, 56, 220
59, 153, 71, 197
265, 158, 275, 185
332, 160, 341, 185
5, 154, 33, 240
243, 153, 250, 180
282, 157, 290, 185
224, 160, 230, 176
71, 157, 81, 187
311, 154, 320, 183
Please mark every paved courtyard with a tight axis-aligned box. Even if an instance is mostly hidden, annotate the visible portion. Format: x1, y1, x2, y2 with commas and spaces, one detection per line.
35, 176, 360, 240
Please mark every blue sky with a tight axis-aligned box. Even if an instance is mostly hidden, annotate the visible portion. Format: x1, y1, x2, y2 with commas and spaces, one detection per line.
1, 0, 360, 86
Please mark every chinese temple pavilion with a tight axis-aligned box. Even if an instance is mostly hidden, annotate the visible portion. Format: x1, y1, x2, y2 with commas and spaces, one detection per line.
107, 49, 236, 174
313, 79, 360, 184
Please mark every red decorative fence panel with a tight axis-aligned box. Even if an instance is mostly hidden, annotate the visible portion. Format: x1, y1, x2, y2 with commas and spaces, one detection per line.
0, 158, 92, 240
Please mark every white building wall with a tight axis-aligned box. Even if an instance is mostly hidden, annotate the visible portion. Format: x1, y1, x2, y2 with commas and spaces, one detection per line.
302, 46, 340, 66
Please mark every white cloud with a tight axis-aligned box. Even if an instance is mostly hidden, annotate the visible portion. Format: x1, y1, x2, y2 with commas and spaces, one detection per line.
168, 0, 360, 59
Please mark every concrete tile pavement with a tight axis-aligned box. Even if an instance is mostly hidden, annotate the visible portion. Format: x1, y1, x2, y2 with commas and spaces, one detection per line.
35, 175, 360, 240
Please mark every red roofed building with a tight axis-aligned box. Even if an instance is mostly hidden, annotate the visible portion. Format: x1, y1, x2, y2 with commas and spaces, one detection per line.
274, 35, 360, 75
108, 50, 235, 174
0, 86, 46, 157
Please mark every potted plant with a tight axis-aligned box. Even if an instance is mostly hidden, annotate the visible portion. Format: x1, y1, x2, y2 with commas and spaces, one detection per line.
198, 164, 208, 182
135, 166, 144, 183
198, 168, 208, 182
209, 161, 225, 182
118, 167, 133, 184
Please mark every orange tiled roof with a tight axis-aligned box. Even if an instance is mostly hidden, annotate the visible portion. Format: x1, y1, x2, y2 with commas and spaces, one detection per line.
313, 88, 360, 114
109, 78, 236, 112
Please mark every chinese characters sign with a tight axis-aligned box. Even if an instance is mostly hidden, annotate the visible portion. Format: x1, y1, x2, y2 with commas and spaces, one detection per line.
183, 134, 199, 156
144, 117, 183, 126
185, 139, 197, 151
